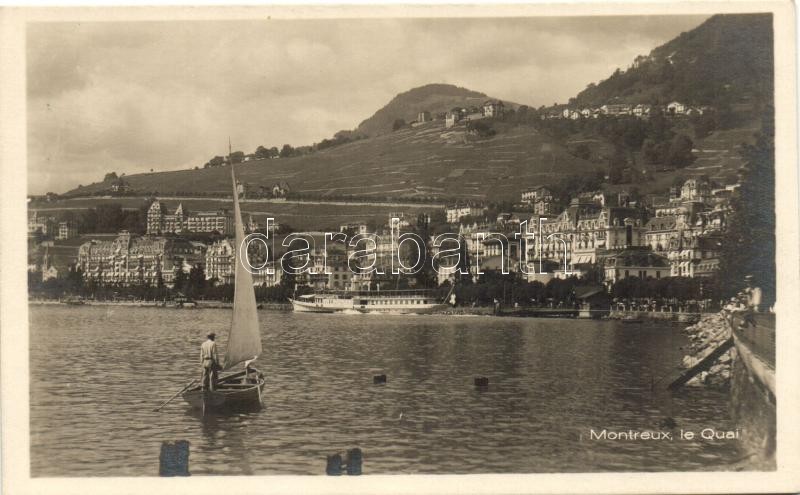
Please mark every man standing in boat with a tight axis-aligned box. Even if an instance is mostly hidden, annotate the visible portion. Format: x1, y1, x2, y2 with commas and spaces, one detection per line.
200, 332, 220, 391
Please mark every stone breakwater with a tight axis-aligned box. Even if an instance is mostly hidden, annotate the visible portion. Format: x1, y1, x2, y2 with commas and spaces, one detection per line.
681, 313, 734, 387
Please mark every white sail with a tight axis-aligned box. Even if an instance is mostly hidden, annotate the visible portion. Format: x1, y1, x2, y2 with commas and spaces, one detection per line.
223, 164, 262, 370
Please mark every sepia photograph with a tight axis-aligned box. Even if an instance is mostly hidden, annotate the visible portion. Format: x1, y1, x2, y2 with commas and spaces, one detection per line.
2, 3, 799, 494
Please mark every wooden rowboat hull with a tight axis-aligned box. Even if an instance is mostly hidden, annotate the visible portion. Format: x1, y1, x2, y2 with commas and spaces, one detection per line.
181, 368, 265, 410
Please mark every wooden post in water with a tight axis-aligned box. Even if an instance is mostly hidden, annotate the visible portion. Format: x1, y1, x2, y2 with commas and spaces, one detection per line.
346, 448, 363, 475
474, 376, 489, 388
326, 453, 343, 475
159, 440, 190, 476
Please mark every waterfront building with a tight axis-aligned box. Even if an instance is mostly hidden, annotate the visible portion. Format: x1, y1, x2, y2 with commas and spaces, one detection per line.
666, 233, 723, 278
205, 237, 282, 287
644, 215, 679, 252
77, 231, 206, 286
601, 248, 670, 283
205, 239, 236, 284
534, 199, 648, 274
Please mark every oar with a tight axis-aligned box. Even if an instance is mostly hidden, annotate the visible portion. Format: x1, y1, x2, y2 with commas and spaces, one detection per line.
153, 379, 198, 412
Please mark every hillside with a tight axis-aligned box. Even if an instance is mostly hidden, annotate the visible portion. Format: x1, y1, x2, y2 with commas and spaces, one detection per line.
355, 83, 513, 136
572, 13, 773, 107
68, 120, 597, 203
63, 15, 770, 205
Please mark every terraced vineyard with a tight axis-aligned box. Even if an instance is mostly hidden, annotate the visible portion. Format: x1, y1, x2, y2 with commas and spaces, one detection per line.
68, 120, 596, 203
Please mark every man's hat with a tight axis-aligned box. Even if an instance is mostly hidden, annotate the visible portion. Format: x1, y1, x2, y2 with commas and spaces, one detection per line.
207, 332, 216, 339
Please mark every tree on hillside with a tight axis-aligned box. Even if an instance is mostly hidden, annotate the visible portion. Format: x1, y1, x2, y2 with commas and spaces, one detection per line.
466, 121, 496, 138
691, 111, 718, 139
642, 138, 669, 165
392, 119, 406, 131
104, 172, 118, 182
666, 135, 695, 168
718, 106, 775, 304
573, 143, 592, 160
230, 151, 245, 164
255, 146, 270, 159
608, 146, 628, 184
280, 144, 295, 158
94, 204, 125, 233
204, 156, 225, 168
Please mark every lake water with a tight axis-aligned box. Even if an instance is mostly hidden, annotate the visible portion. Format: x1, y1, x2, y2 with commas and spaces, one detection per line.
29, 305, 743, 476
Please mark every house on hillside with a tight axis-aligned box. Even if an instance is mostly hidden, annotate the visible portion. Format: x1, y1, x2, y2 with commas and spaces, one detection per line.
463, 106, 485, 122
446, 204, 487, 224
272, 181, 290, 197
521, 186, 553, 205
666, 101, 686, 115
632, 104, 651, 117
417, 111, 432, 123
110, 179, 130, 194
445, 108, 464, 128
600, 104, 632, 116
483, 100, 505, 118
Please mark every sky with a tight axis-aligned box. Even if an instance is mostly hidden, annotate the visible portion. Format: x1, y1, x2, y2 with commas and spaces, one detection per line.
27, 15, 710, 194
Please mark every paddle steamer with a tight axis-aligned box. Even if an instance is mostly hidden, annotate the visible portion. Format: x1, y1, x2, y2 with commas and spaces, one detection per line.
290, 289, 446, 314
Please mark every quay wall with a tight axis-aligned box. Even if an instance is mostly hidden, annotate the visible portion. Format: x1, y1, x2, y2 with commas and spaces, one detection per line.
680, 312, 776, 468
610, 309, 700, 322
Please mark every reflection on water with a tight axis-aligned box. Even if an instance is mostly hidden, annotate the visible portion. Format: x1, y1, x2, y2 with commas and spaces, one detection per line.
29, 306, 741, 476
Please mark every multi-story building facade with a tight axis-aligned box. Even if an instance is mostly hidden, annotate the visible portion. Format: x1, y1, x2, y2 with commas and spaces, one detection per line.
77, 231, 206, 286
535, 199, 648, 272
521, 186, 553, 205
147, 201, 233, 235
446, 204, 487, 224
483, 100, 505, 118
57, 221, 78, 240
28, 212, 57, 237
205, 238, 282, 287
602, 248, 670, 283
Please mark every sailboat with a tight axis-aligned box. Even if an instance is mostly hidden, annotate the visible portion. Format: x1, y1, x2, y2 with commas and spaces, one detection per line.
181, 152, 266, 410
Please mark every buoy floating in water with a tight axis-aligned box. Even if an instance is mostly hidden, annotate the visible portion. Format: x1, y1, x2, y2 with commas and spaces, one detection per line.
474, 376, 489, 388
373, 374, 387, 384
